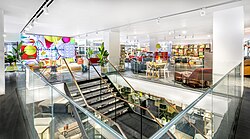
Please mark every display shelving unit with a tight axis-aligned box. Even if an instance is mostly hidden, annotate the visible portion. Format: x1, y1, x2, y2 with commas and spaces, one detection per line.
171, 44, 211, 65
119, 45, 126, 71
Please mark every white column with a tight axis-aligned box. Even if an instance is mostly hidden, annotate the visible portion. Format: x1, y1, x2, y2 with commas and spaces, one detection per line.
149, 37, 158, 52
104, 31, 120, 66
0, 9, 5, 95
213, 6, 244, 83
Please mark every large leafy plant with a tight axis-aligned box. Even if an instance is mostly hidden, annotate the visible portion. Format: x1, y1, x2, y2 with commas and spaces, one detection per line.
5, 41, 25, 65
86, 47, 93, 59
97, 42, 109, 66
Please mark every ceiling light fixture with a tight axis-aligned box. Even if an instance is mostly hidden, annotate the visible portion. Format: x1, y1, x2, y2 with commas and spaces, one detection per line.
3, 33, 6, 38
25, 27, 30, 31
182, 31, 187, 34
22, 31, 26, 35
156, 17, 160, 24
208, 35, 211, 38
200, 8, 206, 16
30, 22, 34, 28
43, 6, 49, 15
33, 18, 38, 24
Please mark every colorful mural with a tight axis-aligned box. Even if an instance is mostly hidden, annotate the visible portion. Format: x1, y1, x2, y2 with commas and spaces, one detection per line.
21, 35, 76, 60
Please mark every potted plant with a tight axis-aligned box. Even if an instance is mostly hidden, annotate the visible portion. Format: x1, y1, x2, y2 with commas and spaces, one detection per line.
86, 47, 93, 59
5, 41, 25, 71
97, 42, 109, 73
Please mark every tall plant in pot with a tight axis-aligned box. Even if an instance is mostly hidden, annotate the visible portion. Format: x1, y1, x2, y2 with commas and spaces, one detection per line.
5, 42, 25, 65
97, 42, 109, 73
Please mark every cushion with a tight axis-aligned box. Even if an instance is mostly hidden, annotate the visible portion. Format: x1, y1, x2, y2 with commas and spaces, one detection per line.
65, 58, 75, 63
244, 59, 250, 66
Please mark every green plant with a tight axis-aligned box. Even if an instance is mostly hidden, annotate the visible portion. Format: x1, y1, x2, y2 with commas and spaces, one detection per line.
86, 47, 93, 59
156, 43, 161, 49
5, 55, 16, 66
97, 42, 109, 66
5, 41, 25, 66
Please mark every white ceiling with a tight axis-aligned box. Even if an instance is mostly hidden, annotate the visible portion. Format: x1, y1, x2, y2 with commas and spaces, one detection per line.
1, 0, 250, 40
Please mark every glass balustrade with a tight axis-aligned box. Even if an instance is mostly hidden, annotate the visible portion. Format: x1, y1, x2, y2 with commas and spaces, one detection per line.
17, 64, 126, 139
149, 63, 243, 139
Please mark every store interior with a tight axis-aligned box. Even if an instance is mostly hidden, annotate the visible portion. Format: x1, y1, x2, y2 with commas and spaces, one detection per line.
1, 0, 250, 139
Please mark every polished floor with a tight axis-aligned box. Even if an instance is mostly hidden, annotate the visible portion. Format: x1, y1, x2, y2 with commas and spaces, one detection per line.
0, 72, 29, 139
1, 70, 250, 139
235, 86, 250, 139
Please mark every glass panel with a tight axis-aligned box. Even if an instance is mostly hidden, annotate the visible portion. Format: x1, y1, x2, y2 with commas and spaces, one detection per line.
150, 63, 242, 139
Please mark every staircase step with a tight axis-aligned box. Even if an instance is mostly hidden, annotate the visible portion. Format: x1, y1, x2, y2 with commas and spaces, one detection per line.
105, 105, 129, 118
96, 100, 125, 114
85, 91, 113, 101
71, 86, 112, 98
89, 97, 116, 109
69, 82, 110, 94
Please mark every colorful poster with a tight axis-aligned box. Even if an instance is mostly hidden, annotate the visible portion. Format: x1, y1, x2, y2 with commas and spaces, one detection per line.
21, 35, 76, 61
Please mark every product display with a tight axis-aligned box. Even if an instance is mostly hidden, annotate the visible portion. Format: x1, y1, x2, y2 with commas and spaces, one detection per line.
172, 44, 211, 65
119, 45, 126, 71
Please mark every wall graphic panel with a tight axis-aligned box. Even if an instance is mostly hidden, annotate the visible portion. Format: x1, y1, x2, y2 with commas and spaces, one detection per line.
21, 35, 76, 61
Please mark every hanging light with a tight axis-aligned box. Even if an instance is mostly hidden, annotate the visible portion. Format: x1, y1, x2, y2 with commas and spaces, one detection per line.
43, 6, 49, 15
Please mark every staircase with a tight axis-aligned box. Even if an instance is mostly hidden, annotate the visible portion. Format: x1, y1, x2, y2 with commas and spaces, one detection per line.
64, 76, 173, 139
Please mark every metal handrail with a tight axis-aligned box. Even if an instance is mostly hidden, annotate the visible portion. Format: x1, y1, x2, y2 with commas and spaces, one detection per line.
144, 93, 207, 139
25, 65, 125, 139
107, 60, 137, 93
62, 58, 128, 139
150, 63, 242, 139
89, 60, 175, 139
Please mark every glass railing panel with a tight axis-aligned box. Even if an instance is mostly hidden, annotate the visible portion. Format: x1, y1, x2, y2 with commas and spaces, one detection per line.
150, 63, 242, 139
20, 65, 126, 139
22, 67, 54, 139
212, 67, 242, 139
121, 57, 212, 92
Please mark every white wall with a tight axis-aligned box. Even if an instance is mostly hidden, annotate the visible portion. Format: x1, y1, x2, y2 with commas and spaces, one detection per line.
104, 31, 120, 66
213, 6, 244, 83
0, 9, 4, 95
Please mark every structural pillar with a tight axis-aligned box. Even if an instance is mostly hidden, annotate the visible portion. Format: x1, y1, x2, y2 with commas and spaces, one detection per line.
213, 6, 244, 83
149, 37, 158, 52
0, 9, 4, 95
104, 31, 120, 66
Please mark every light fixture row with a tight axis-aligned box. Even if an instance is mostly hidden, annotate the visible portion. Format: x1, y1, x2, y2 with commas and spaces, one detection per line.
24, 6, 49, 33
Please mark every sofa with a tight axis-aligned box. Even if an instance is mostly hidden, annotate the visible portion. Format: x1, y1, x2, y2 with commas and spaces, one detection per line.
244, 59, 250, 76
175, 68, 212, 87
131, 57, 153, 73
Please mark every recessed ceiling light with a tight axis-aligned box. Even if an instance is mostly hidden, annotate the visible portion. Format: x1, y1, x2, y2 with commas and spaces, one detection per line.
182, 31, 187, 34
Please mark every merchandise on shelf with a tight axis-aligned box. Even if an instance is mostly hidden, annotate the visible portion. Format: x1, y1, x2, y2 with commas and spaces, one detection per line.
119, 45, 126, 71
171, 43, 211, 65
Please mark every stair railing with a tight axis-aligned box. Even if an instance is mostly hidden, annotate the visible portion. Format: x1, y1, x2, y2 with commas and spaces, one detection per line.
88, 59, 176, 139
62, 58, 128, 139
142, 92, 208, 139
